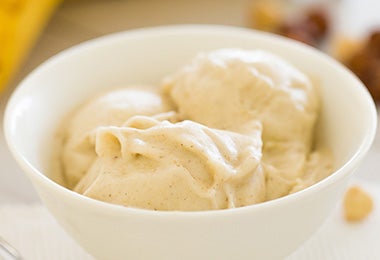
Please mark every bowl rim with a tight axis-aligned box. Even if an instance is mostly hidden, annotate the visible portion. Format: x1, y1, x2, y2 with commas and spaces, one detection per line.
4, 24, 378, 217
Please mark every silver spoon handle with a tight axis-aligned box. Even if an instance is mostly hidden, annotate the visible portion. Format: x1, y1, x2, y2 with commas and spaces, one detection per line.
0, 236, 23, 260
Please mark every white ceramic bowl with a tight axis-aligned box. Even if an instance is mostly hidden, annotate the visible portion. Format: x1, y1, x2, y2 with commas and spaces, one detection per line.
4, 25, 377, 260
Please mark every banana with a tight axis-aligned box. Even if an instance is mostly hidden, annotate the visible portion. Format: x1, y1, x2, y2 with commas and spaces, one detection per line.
0, 0, 61, 93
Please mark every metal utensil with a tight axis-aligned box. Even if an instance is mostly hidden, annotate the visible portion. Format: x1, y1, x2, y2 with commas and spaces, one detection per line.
0, 236, 23, 260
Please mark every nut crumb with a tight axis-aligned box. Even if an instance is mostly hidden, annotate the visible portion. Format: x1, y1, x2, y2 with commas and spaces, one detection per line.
343, 186, 373, 222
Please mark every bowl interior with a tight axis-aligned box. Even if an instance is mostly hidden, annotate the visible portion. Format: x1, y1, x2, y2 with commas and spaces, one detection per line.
4, 25, 376, 194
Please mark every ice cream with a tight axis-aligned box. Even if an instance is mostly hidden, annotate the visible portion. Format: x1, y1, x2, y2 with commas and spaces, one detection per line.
162, 49, 323, 200
74, 117, 265, 210
60, 86, 172, 188
58, 48, 333, 211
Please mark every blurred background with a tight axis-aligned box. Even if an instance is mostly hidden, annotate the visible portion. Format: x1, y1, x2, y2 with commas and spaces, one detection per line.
0, 0, 380, 258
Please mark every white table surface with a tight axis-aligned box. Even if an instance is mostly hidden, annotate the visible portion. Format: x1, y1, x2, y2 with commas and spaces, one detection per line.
0, 0, 380, 258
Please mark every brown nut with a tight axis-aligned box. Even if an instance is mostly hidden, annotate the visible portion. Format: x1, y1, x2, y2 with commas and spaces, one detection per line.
346, 32, 380, 102
275, 6, 330, 47
343, 186, 373, 222
304, 7, 329, 41
369, 30, 380, 47
277, 23, 318, 47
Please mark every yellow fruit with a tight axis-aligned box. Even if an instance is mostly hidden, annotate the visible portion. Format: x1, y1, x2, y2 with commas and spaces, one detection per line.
0, 0, 61, 93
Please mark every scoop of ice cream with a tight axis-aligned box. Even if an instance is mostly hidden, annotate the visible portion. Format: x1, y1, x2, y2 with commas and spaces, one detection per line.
74, 116, 266, 211
61, 87, 171, 188
162, 49, 321, 199
162, 48, 319, 143
58, 48, 333, 211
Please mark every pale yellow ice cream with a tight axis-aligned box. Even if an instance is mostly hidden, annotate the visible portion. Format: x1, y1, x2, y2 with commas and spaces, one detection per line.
74, 117, 265, 210
61, 86, 172, 188
162, 49, 323, 200
58, 49, 333, 211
